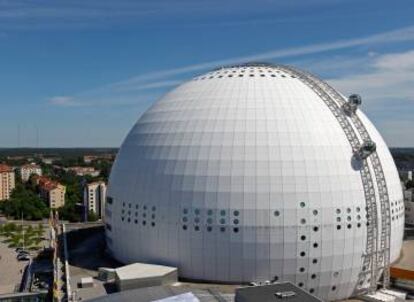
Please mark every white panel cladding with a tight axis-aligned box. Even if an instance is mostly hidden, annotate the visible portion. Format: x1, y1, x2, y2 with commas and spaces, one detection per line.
106, 65, 404, 301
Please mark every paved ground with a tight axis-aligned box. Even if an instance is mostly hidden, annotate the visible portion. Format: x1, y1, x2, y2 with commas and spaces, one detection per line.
0, 240, 26, 294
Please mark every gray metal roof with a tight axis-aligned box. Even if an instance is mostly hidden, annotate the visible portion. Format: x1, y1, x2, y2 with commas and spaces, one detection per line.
235, 282, 324, 302
86, 285, 233, 302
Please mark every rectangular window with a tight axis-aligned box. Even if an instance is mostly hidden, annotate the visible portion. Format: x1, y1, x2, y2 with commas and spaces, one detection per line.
107, 196, 113, 205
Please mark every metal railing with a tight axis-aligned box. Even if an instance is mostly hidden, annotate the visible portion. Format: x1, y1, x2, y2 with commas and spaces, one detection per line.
277, 65, 390, 294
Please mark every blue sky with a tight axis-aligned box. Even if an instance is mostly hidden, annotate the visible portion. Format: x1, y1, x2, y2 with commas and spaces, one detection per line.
1, 0, 414, 147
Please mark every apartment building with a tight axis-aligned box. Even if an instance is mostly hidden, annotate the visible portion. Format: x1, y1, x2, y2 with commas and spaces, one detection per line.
0, 164, 15, 201
83, 181, 107, 219
20, 163, 42, 182
66, 166, 100, 177
34, 176, 66, 209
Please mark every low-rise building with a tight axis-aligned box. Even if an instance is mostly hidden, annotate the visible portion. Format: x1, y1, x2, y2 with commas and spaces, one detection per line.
19, 163, 42, 182
84, 154, 115, 163
83, 155, 98, 163
0, 164, 15, 201
66, 166, 100, 177
34, 176, 66, 209
41, 157, 61, 164
84, 181, 107, 219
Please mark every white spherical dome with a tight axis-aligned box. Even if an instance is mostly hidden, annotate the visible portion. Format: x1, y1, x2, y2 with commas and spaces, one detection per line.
106, 64, 404, 301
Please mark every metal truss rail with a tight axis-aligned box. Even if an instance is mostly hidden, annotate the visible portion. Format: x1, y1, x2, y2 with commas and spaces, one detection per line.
301, 70, 391, 289
277, 65, 389, 294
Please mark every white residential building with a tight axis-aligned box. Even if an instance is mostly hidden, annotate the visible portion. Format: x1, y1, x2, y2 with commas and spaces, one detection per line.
399, 170, 413, 181
84, 181, 107, 219
20, 163, 42, 182
405, 188, 414, 226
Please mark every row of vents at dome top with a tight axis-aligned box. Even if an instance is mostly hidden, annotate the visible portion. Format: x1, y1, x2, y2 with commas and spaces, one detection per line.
193, 68, 295, 81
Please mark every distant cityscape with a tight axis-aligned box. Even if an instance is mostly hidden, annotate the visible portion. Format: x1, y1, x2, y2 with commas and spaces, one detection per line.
0, 149, 116, 222
1, 147, 413, 223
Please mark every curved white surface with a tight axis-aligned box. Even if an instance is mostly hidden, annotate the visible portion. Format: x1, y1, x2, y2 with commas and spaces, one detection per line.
106, 65, 404, 301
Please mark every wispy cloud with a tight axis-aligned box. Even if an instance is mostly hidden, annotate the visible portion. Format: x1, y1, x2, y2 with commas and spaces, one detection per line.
99, 25, 414, 88
48, 96, 83, 107
329, 50, 414, 102
110, 79, 182, 92
48, 25, 414, 109
48, 93, 161, 108
322, 50, 414, 147
0, 0, 350, 30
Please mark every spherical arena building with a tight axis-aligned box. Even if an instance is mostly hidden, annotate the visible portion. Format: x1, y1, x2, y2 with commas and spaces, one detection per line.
105, 63, 404, 301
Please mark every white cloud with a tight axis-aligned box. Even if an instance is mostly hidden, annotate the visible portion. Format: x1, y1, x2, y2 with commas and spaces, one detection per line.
48, 96, 83, 107
323, 50, 414, 147
328, 50, 414, 102
0, 0, 350, 30
111, 79, 181, 92
49, 26, 414, 110
102, 25, 414, 89
46, 27, 414, 146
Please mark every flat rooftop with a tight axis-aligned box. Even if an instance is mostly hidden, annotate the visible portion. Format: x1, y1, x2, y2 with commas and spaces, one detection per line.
116, 263, 177, 281
87, 285, 233, 302
235, 282, 323, 302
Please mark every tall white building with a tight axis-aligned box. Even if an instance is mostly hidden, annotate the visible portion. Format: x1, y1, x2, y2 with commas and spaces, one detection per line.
404, 188, 414, 225
84, 181, 107, 219
20, 163, 42, 182
399, 170, 413, 182
106, 64, 404, 301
